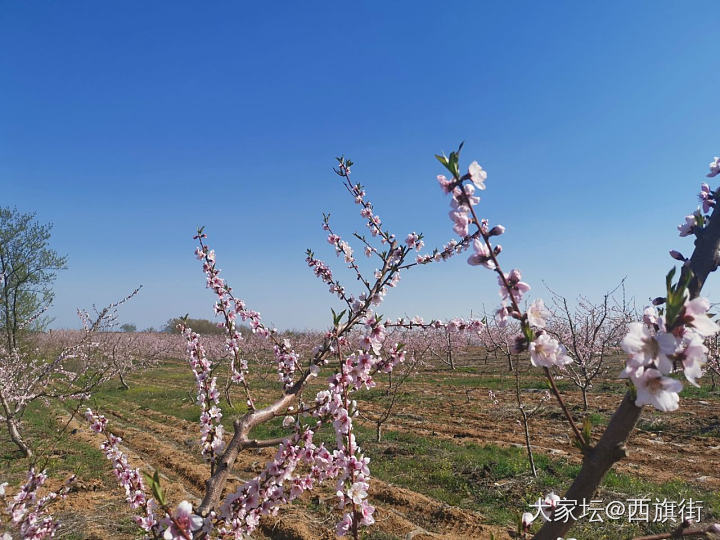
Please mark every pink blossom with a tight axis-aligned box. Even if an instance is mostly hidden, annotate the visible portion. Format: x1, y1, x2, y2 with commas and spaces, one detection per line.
467, 238, 496, 269
527, 299, 549, 329
699, 183, 714, 212
680, 297, 720, 337
707, 156, 720, 178
449, 207, 470, 237
437, 174, 453, 193
540, 491, 561, 521
620, 322, 676, 374
495, 304, 510, 326
529, 334, 572, 368
631, 367, 682, 412
677, 331, 707, 387
467, 161, 487, 190
642, 306, 659, 327
163, 501, 203, 540
347, 481, 368, 504
359, 501, 375, 526
336, 513, 353, 537
498, 269, 531, 303
454, 183, 480, 206
677, 214, 698, 237
405, 232, 422, 250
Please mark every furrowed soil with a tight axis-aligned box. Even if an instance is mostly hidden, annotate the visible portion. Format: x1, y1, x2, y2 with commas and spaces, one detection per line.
3, 350, 719, 539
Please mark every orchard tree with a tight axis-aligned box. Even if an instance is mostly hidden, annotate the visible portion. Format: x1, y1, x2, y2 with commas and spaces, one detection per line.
545, 280, 634, 410
479, 312, 550, 477
0, 289, 138, 457
706, 331, 720, 390
82, 156, 479, 539
0, 207, 66, 350
359, 319, 481, 442
436, 144, 720, 539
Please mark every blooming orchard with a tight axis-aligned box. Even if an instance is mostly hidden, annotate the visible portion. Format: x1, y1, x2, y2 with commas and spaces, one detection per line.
87, 149, 720, 538
4, 147, 720, 539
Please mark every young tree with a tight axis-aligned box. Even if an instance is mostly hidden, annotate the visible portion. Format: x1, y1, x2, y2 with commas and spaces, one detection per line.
0, 207, 67, 350
83, 157, 480, 539
96, 331, 177, 390
705, 330, 720, 391
0, 289, 138, 457
479, 313, 549, 477
545, 281, 634, 410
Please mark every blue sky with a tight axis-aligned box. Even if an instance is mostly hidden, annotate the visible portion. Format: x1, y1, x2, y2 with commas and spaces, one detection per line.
2, 2, 720, 330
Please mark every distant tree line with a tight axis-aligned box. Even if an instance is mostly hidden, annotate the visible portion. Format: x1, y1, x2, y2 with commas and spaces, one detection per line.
162, 317, 251, 337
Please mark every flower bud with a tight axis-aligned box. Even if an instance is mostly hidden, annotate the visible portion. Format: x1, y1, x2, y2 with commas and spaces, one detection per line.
488, 225, 505, 237
652, 297, 666, 306
493, 244, 502, 255
510, 334, 527, 354
669, 250, 686, 261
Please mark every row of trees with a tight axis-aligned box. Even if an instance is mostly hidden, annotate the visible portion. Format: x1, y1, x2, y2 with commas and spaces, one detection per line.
118, 318, 249, 335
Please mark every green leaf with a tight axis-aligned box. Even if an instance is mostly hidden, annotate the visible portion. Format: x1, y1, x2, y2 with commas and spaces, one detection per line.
148, 470, 166, 505
665, 266, 694, 328
522, 324, 535, 343
665, 267, 676, 295
582, 416, 592, 445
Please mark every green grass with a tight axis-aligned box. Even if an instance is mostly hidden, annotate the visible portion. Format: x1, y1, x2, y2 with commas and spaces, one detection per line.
585, 411, 609, 426
680, 383, 720, 400
0, 401, 110, 485
358, 428, 719, 538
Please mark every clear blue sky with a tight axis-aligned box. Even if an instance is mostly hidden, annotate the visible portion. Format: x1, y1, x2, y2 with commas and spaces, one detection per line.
2, 2, 720, 330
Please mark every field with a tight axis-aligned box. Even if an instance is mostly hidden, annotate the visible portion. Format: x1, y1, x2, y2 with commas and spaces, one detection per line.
3, 345, 719, 540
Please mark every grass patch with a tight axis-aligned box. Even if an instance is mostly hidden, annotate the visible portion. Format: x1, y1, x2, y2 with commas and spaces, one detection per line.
0, 401, 110, 485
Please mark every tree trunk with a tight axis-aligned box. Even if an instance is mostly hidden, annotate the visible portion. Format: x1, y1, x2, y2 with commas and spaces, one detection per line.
375, 422, 382, 443
520, 409, 537, 477
537, 164, 720, 539
118, 371, 130, 390
6, 417, 32, 458
447, 333, 455, 370
534, 392, 642, 539
581, 386, 588, 411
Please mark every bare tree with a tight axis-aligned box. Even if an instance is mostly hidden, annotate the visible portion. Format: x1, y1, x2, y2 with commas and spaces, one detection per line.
545, 280, 634, 409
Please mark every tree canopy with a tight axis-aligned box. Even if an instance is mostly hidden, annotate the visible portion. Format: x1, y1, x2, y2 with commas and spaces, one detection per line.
0, 207, 66, 349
